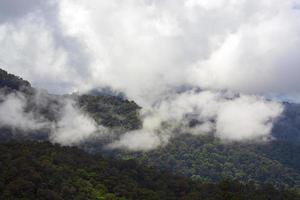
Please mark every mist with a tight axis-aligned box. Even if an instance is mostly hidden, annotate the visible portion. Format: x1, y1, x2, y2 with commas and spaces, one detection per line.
0, 0, 299, 150
109, 90, 283, 151
50, 99, 108, 146
0, 90, 107, 146
0, 92, 48, 131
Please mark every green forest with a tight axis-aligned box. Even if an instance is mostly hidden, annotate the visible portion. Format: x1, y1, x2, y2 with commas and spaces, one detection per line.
113, 135, 300, 189
1, 68, 300, 199
1, 141, 299, 200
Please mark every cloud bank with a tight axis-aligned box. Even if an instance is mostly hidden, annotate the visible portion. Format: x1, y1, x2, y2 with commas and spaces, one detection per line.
0, 92, 47, 131
50, 99, 105, 146
110, 91, 283, 151
0, 0, 298, 150
1, 0, 300, 101
0, 90, 106, 145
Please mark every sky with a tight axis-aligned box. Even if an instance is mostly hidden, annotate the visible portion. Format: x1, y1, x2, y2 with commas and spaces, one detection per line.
0, 0, 299, 150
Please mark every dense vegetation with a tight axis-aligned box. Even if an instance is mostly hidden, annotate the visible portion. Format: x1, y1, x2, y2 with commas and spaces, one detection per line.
1, 141, 299, 200
77, 95, 141, 130
113, 135, 300, 190
0, 68, 31, 92
0, 68, 141, 138
2, 68, 300, 198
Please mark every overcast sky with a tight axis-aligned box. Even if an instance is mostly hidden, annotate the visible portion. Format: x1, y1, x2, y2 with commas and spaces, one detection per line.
1, 0, 299, 149
0, 0, 299, 104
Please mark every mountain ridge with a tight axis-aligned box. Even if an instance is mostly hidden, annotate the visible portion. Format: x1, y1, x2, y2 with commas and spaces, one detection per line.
1, 68, 300, 191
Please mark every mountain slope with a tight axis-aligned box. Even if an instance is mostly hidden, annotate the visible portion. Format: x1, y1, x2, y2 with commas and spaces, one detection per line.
0, 68, 31, 92
114, 135, 300, 189
1, 141, 299, 200
0, 68, 141, 143
2, 68, 300, 191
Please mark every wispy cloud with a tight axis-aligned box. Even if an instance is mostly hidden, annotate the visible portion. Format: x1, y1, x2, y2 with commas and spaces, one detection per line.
0, 0, 298, 150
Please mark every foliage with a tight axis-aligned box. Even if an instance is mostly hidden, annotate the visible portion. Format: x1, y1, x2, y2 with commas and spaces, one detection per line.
0, 141, 299, 200
2, 68, 300, 198
77, 95, 141, 130
114, 135, 300, 190
0, 68, 142, 143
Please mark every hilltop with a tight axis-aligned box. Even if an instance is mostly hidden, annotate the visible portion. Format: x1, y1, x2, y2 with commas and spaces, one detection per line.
1, 68, 300, 192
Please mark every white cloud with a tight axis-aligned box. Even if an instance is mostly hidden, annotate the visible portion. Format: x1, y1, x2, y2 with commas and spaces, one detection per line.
109, 91, 283, 151
0, 91, 107, 146
0, 16, 73, 93
0, 92, 48, 130
50, 99, 108, 145
108, 130, 166, 151
0, 0, 299, 102
216, 96, 284, 141
0, 0, 297, 150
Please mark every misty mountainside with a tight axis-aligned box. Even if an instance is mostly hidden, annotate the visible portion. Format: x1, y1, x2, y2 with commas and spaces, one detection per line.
0, 68, 32, 93
0, 68, 141, 142
2, 68, 300, 191
2, 141, 300, 200
108, 104, 300, 189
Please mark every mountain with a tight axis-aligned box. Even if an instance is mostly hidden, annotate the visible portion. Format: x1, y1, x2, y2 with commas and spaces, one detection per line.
113, 135, 300, 189
77, 94, 141, 131
0, 68, 31, 92
0, 68, 141, 142
1, 68, 300, 195
1, 141, 299, 200
109, 103, 300, 189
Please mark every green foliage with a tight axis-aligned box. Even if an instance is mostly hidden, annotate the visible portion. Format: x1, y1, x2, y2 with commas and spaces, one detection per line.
1, 141, 299, 200
1, 68, 300, 198
115, 135, 300, 190
77, 95, 141, 130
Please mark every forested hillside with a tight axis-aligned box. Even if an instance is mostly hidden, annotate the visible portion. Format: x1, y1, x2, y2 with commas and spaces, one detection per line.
77, 95, 141, 131
0, 68, 141, 142
113, 135, 300, 189
2, 68, 300, 197
0, 69, 31, 92
1, 141, 299, 200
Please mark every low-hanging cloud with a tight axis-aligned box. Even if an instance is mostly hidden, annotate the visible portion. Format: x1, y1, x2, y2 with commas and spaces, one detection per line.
0, 92, 48, 131
0, 90, 107, 146
109, 91, 283, 151
0, 0, 297, 150
108, 130, 167, 152
50, 99, 107, 146
215, 96, 283, 141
